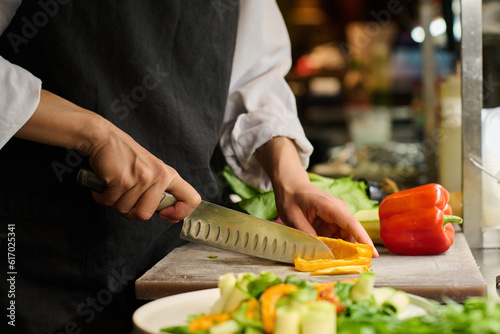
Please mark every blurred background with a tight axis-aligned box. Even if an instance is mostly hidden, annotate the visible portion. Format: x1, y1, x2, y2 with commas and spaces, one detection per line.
275, 0, 492, 193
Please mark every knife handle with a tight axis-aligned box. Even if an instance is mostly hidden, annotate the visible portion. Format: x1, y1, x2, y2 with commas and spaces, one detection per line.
76, 169, 177, 211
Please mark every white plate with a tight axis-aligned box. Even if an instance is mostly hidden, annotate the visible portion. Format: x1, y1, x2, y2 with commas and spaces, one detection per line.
132, 288, 434, 334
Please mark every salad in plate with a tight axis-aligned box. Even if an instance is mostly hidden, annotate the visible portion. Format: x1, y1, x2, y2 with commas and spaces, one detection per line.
160, 271, 430, 334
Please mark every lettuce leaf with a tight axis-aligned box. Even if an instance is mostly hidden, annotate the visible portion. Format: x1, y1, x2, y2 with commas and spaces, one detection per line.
223, 167, 378, 220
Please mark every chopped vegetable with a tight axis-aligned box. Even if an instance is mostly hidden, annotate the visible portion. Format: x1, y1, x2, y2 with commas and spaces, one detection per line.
382, 290, 410, 314
309, 264, 371, 276
349, 272, 375, 301
300, 301, 336, 334
379, 183, 463, 255
316, 237, 373, 259
274, 306, 300, 334
354, 208, 383, 245
294, 236, 373, 275
260, 284, 298, 333
188, 313, 231, 332
372, 287, 396, 307
224, 274, 255, 312
210, 272, 237, 314
208, 319, 240, 334
162, 271, 500, 334
294, 257, 372, 272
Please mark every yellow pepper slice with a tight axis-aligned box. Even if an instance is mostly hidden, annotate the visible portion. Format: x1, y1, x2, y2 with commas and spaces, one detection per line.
294, 256, 372, 272
310, 264, 372, 276
188, 313, 231, 332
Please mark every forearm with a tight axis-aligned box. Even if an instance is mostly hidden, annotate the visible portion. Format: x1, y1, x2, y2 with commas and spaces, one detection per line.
15, 89, 109, 153
255, 136, 309, 192
14, 89, 200, 222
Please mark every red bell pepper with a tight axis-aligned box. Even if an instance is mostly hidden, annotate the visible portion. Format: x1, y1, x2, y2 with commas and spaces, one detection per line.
379, 183, 463, 255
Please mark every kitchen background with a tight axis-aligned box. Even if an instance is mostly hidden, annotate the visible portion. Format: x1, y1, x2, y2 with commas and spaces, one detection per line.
277, 0, 463, 190
275, 0, 500, 296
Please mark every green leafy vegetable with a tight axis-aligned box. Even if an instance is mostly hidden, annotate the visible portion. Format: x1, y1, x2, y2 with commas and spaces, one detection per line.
160, 325, 192, 333
223, 166, 378, 220
247, 272, 281, 299
230, 302, 263, 330
222, 166, 264, 200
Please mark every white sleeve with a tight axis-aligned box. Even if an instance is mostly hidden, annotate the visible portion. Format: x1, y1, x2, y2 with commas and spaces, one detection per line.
220, 0, 314, 191
0, 0, 42, 149
0, 57, 41, 149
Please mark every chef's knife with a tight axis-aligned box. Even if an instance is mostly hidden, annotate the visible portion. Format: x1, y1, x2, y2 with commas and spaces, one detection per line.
77, 169, 335, 263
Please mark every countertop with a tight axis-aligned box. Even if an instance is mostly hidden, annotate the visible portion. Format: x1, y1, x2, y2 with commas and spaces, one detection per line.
136, 233, 488, 303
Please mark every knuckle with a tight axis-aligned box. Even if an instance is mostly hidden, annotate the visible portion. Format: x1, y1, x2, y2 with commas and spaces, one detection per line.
134, 210, 153, 221
157, 164, 177, 182
116, 178, 134, 191
136, 170, 152, 185
115, 205, 131, 215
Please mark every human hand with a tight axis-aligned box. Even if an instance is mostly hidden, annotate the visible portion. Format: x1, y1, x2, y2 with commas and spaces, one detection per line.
254, 136, 377, 257
274, 181, 379, 257
14, 89, 200, 222
88, 121, 201, 222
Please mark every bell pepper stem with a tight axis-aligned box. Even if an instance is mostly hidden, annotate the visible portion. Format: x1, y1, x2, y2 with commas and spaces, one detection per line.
444, 215, 463, 225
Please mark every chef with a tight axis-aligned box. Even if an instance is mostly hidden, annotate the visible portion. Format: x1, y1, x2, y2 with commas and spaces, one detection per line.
0, 1, 377, 333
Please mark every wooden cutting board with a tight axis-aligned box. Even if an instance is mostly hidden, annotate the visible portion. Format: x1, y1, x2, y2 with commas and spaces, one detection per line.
135, 233, 487, 303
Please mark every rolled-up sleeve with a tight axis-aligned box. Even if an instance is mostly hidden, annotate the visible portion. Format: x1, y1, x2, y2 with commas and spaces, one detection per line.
0, 56, 41, 149
220, 0, 313, 191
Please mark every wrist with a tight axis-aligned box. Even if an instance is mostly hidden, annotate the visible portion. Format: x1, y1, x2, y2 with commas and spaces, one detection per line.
256, 136, 310, 191
77, 112, 111, 154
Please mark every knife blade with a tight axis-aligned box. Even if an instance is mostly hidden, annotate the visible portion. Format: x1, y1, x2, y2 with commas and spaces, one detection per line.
77, 169, 335, 263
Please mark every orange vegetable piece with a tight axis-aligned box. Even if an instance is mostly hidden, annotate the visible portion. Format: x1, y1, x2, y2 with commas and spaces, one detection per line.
310, 264, 371, 276
260, 283, 298, 334
293, 237, 374, 274
294, 237, 373, 273
316, 236, 374, 259
316, 284, 339, 303
188, 313, 231, 332
294, 256, 371, 272
244, 298, 260, 320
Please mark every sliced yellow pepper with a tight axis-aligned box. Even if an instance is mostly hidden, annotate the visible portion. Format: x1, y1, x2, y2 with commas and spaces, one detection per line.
294, 237, 374, 275
188, 313, 231, 332
310, 264, 372, 276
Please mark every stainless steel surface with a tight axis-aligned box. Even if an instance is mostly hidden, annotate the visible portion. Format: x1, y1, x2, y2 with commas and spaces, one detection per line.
180, 201, 334, 263
461, 0, 484, 248
497, 275, 500, 297
420, 0, 438, 183
497, 275, 499, 297
471, 248, 500, 299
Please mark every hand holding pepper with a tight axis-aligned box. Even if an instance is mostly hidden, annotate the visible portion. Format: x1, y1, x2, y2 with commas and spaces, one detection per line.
379, 183, 463, 255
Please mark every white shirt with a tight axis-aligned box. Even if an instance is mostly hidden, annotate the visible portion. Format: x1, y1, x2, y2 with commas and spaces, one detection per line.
0, 0, 313, 191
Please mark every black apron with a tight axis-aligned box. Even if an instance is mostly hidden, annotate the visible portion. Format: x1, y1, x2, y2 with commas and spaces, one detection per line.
0, 1, 239, 333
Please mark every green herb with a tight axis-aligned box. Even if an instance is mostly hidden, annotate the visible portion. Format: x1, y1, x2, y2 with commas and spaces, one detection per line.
207, 254, 218, 259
